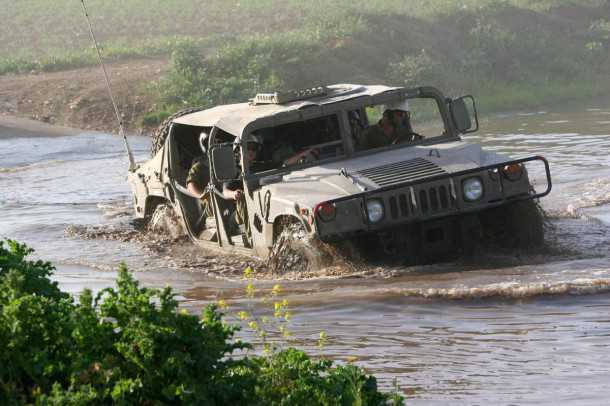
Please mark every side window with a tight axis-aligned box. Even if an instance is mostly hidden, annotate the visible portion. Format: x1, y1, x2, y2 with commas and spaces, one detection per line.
251, 114, 344, 173
364, 105, 383, 125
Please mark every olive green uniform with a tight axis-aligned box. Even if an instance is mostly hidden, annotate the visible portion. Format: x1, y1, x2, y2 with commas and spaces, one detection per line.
186, 157, 212, 218
223, 160, 275, 240
357, 121, 422, 150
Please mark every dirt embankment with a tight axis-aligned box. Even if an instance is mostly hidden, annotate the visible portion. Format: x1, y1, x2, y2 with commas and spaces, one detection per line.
0, 58, 168, 135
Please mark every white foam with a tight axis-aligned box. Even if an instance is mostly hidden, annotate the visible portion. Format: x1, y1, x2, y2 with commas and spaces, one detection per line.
382, 278, 610, 300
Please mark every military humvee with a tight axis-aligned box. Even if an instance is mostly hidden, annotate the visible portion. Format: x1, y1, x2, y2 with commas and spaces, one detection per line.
128, 84, 552, 266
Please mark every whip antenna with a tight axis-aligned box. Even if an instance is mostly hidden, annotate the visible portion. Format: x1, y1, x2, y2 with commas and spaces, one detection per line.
80, 0, 136, 171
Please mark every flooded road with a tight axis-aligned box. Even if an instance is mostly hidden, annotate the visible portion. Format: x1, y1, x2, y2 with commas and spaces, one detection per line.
2, 102, 610, 404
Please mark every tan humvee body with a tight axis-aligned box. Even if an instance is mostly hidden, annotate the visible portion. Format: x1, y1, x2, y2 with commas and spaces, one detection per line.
128, 84, 551, 261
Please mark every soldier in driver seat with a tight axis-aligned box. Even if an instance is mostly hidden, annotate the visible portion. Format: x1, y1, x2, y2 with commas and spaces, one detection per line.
357, 100, 423, 150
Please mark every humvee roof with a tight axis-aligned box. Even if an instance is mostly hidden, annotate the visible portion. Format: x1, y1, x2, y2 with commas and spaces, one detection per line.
173, 84, 411, 138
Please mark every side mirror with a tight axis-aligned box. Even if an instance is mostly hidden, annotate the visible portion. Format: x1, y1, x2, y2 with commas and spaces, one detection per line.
450, 95, 479, 134
210, 143, 239, 181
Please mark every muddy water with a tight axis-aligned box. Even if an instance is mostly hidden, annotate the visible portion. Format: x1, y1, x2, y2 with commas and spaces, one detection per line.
2, 102, 610, 404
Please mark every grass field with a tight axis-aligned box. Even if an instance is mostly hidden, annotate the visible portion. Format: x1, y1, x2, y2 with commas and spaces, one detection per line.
1, 0, 609, 120
1, 0, 604, 62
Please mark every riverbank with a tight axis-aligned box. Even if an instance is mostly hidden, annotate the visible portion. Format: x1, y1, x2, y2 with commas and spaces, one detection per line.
1, 2, 608, 134
1, 56, 608, 137
0, 58, 167, 135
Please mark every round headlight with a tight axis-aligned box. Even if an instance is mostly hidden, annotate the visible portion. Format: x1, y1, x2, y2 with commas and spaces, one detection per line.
463, 177, 483, 201
366, 199, 384, 223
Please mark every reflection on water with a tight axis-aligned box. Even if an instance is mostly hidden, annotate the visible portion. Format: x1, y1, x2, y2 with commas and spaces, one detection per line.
1, 100, 610, 404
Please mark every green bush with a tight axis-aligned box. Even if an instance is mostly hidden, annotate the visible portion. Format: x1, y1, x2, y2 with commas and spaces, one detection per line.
156, 31, 324, 114
0, 240, 403, 405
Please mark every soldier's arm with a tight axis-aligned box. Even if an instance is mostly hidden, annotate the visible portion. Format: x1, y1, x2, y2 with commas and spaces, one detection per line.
186, 161, 206, 198
187, 181, 205, 198
223, 181, 242, 200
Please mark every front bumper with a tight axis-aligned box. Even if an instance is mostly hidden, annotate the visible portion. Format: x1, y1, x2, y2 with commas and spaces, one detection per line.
316, 156, 551, 240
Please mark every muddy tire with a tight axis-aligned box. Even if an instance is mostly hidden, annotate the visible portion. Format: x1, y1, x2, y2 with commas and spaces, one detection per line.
267, 223, 330, 275
147, 203, 186, 239
150, 107, 205, 157
480, 199, 545, 250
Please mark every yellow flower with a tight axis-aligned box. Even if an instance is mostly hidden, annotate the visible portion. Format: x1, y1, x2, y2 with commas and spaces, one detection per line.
248, 320, 258, 330
245, 282, 255, 298
284, 311, 292, 321
263, 343, 272, 355
179, 309, 188, 315
279, 326, 291, 338
318, 331, 328, 348
238, 311, 249, 320
243, 266, 253, 279
217, 299, 228, 310
271, 284, 282, 295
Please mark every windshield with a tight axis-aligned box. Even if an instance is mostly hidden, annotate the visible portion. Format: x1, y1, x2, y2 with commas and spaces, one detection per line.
248, 114, 344, 174
350, 96, 447, 152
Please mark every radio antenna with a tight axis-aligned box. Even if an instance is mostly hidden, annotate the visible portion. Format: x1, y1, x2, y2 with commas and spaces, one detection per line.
80, 0, 136, 171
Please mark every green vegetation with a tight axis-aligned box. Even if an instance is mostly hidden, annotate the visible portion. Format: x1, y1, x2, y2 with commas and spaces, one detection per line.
148, 0, 610, 122
0, 240, 402, 404
2, 0, 609, 119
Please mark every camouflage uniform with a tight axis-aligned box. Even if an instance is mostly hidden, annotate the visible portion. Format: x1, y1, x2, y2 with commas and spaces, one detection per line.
186, 156, 213, 218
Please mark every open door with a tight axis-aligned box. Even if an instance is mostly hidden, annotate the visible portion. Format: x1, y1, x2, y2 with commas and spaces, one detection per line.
166, 124, 218, 242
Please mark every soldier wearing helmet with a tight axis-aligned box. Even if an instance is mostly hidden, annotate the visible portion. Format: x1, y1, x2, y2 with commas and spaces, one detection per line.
186, 131, 213, 220
357, 99, 423, 151
222, 134, 273, 245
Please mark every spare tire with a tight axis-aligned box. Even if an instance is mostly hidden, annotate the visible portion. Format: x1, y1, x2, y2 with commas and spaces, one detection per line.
150, 107, 205, 157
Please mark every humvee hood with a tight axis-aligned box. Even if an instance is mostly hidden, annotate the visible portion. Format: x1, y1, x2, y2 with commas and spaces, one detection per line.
262, 141, 506, 208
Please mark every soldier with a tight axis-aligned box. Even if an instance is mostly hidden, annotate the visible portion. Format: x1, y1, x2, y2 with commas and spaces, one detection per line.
357, 100, 423, 150
222, 135, 274, 246
186, 132, 213, 221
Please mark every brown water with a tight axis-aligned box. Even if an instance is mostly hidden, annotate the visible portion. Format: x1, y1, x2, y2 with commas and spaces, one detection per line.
2, 103, 610, 404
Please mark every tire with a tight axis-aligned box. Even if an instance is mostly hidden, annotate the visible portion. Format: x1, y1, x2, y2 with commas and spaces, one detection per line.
147, 203, 186, 239
267, 222, 331, 275
150, 107, 205, 157
480, 199, 545, 250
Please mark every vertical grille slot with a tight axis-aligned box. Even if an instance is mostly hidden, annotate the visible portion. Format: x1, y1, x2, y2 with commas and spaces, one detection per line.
439, 186, 448, 209
389, 196, 398, 219
399, 194, 409, 217
429, 188, 439, 211
419, 190, 429, 213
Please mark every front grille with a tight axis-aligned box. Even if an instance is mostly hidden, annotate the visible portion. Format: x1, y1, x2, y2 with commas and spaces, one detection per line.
386, 183, 455, 220
358, 158, 447, 187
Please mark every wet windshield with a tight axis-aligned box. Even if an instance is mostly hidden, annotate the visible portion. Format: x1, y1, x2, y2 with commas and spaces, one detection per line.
351, 96, 447, 152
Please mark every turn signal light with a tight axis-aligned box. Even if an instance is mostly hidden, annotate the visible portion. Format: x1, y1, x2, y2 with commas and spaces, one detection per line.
314, 201, 336, 222
502, 163, 523, 181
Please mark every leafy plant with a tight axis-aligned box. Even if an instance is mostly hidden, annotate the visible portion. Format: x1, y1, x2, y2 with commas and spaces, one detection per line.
0, 240, 404, 405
